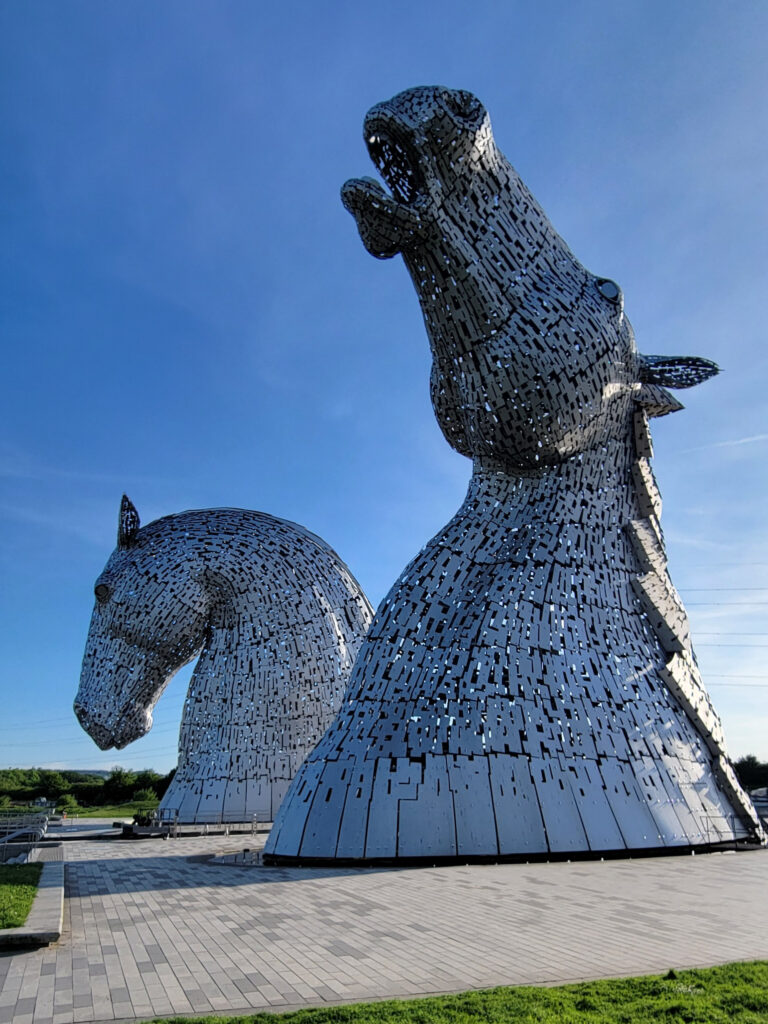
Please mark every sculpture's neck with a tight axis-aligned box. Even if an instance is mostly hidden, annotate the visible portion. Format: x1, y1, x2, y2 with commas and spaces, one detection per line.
183, 558, 246, 705
464, 438, 641, 532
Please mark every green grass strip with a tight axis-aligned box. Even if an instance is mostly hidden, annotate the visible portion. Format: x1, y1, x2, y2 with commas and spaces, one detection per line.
72, 803, 157, 818
0, 862, 43, 928
146, 961, 768, 1024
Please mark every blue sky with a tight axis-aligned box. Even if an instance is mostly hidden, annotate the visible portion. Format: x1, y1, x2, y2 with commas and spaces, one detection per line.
2, 1, 767, 774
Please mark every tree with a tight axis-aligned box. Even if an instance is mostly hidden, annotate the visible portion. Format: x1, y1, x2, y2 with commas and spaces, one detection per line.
734, 755, 768, 791
102, 767, 137, 803
134, 770, 163, 792
155, 768, 175, 799
37, 771, 71, 800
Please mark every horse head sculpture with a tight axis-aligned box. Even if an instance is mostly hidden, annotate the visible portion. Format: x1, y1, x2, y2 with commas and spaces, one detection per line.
76, 497, 208, 749
76, 496, 373, 822
342, 85, 717, 469
265, 86, 763, 862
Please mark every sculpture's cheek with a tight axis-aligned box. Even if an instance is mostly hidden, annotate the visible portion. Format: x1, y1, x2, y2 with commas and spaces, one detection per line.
428, 306, 636, 466
99, 577, 208, 659
76, 633, 167, 747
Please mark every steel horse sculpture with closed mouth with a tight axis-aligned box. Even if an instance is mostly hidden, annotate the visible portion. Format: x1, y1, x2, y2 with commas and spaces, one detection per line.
75, 498, 373, 823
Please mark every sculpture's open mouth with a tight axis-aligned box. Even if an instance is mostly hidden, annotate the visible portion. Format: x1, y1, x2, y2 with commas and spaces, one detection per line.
366, 128, 424, 205
341, 121, 431, 259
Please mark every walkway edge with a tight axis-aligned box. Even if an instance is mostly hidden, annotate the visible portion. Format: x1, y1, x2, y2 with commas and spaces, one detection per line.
0, 861, 64, 947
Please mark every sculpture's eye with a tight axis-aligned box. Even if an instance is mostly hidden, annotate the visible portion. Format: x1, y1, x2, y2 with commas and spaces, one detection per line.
94, 583, 111, 604
596, 278, 622, 303
442, 90, 482, 122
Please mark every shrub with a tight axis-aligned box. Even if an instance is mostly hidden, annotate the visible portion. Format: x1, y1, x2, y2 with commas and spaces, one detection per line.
133, 787, 158, 804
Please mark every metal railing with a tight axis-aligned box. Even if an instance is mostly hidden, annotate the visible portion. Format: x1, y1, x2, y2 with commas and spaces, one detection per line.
0, 813, 48, 863
152, 808, 260, 838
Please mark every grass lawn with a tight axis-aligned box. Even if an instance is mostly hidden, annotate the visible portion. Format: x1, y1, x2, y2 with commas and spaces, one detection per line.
69, 803, 158, 819
144, 962, 768, 1024
0, 862, 43, 929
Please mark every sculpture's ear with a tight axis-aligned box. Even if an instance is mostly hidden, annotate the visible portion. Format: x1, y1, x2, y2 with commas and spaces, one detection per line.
639, 354, 720, 390
118, 494, 140, 550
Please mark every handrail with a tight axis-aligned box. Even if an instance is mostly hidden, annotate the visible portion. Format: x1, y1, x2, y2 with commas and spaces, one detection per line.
0, 814, 49, 864
0, 826, 46, 845
150, 808, 260, 838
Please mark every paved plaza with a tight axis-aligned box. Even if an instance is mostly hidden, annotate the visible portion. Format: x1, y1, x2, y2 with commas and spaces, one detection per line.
1, 828, 767, 1024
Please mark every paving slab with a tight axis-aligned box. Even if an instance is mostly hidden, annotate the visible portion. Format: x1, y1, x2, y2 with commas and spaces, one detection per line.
0, 833, 766, 1023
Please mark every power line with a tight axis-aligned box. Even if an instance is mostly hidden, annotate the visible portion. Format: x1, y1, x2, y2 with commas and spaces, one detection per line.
707, 674, 768, 680
0, 719, 184, 734
706, 683, 768, 688
0, 722, 184, 741
678, 563, 768, 568
696, 638, 768, 647
0, 717, 81, 730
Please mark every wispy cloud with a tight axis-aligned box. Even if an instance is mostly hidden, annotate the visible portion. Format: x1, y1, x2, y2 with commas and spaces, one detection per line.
0, 440, 182, 487
0, 501, 112, 548
679, 433, 768, 454
0, 460, 172, 488
663, 531, 737, 552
